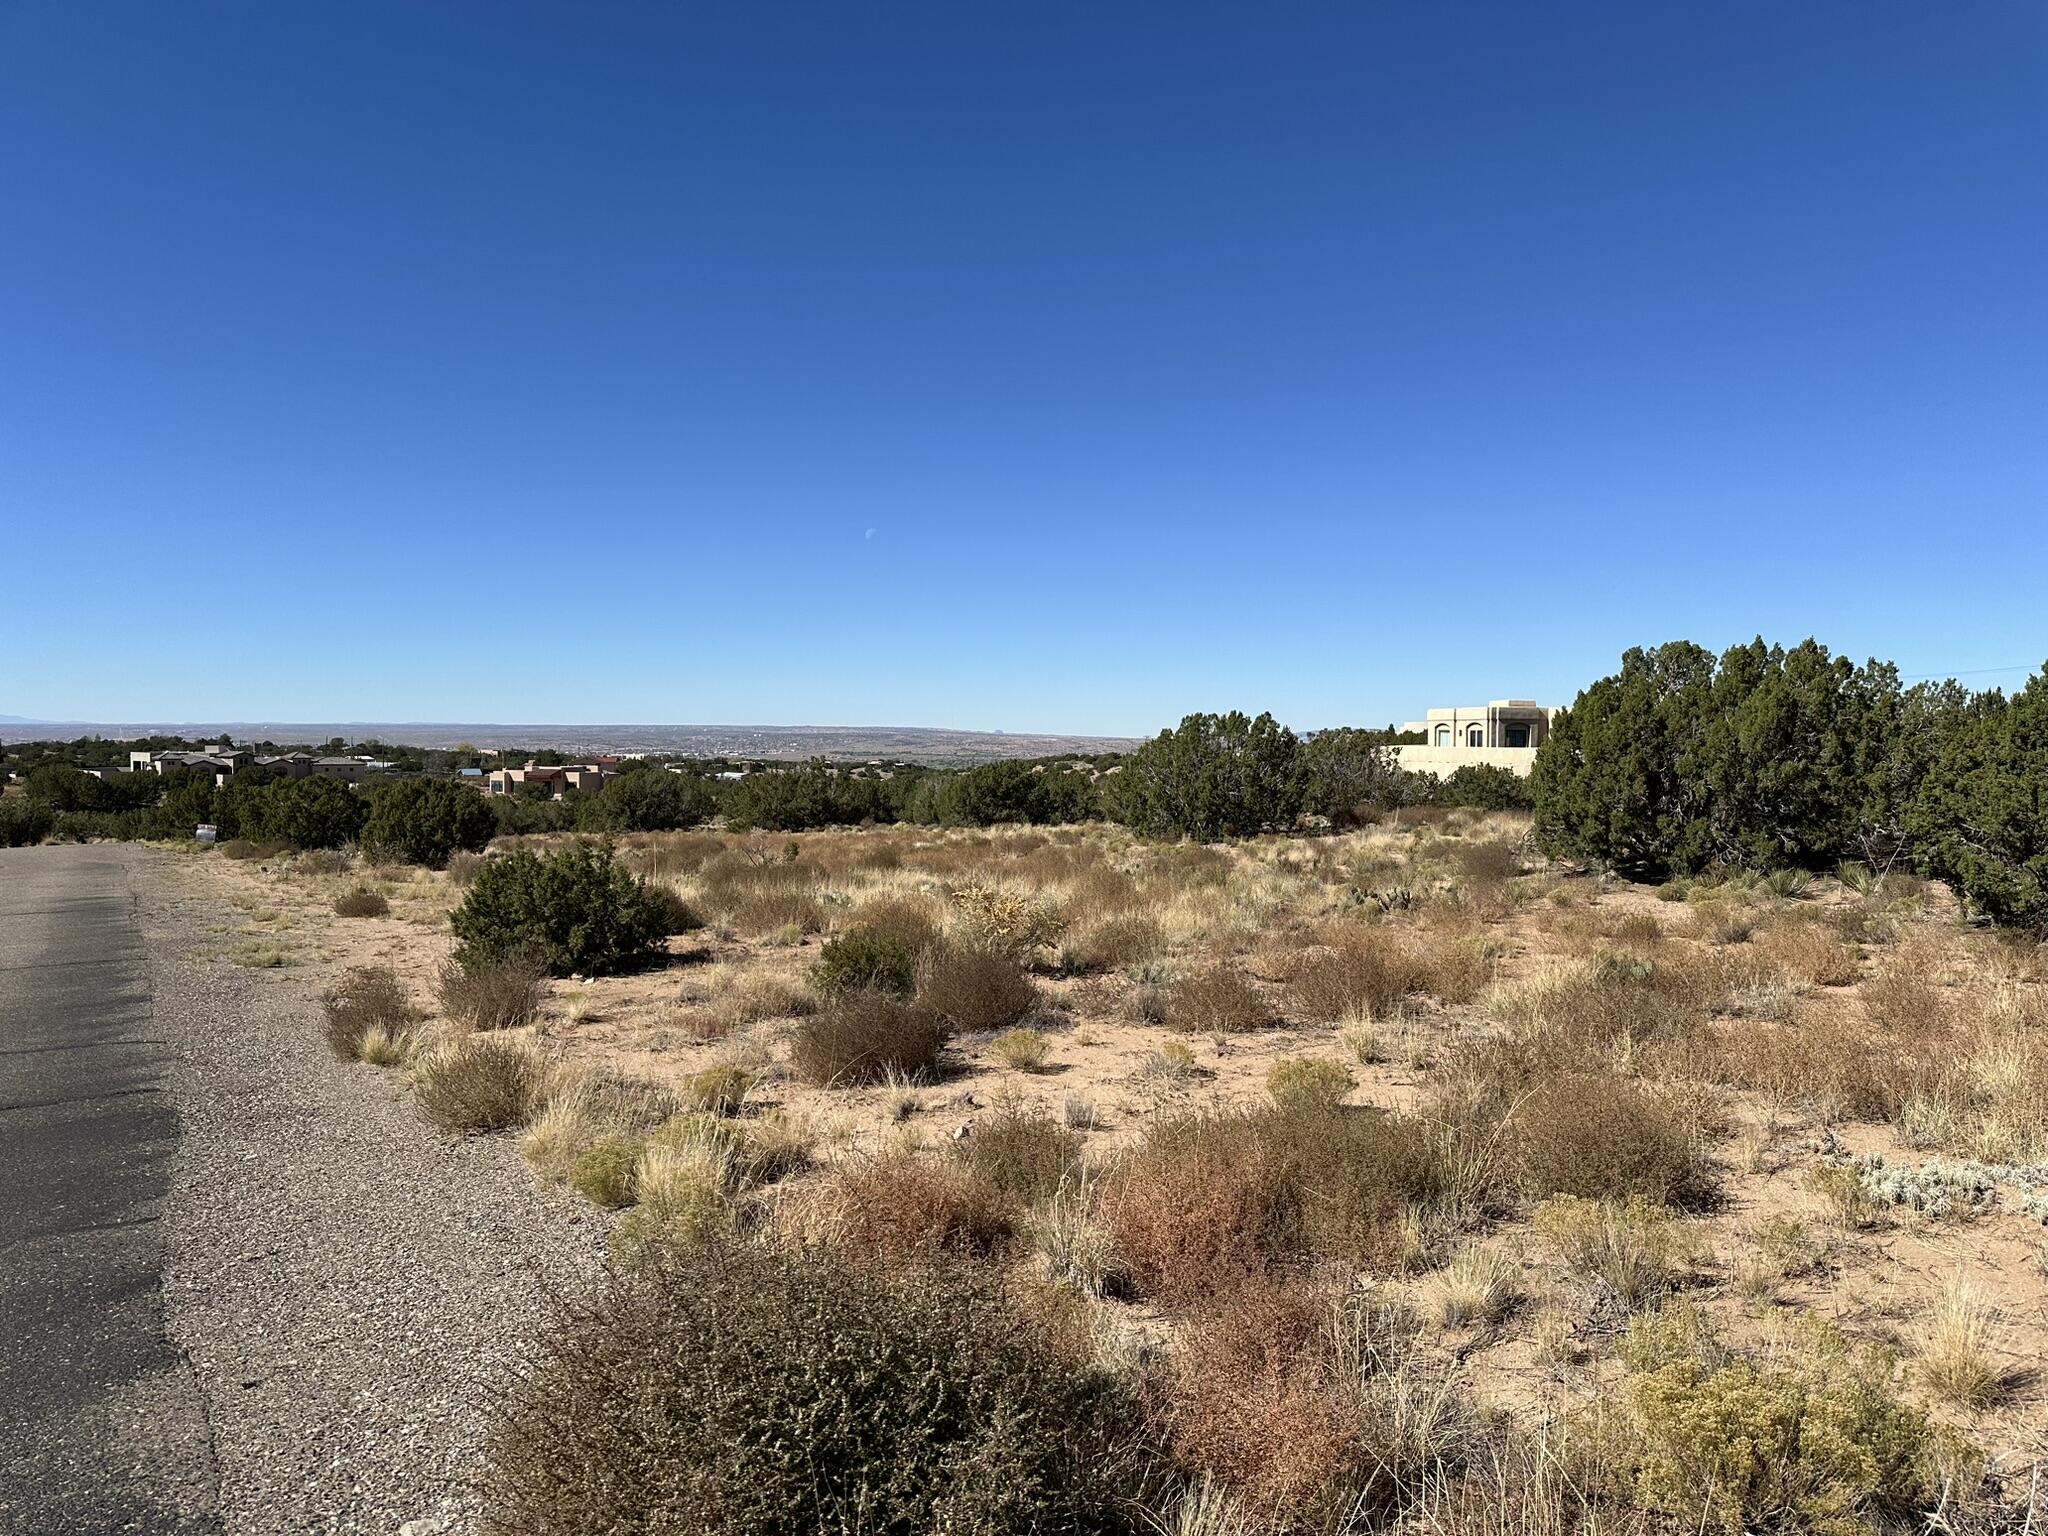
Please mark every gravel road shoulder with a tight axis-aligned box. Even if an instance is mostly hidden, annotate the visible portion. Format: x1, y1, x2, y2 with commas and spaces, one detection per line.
136, 850, 606, 1535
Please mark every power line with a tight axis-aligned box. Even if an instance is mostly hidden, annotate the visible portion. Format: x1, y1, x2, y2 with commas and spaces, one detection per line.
1897, 663, 2039, 682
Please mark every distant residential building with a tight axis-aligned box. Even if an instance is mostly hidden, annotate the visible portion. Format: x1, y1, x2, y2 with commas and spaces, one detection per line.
127, 746, 251, 784
1393, 700, 1555, 778
486, 761, 616, 799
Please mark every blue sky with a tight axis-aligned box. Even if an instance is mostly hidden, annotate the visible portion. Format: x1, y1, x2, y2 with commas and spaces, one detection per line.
4, 3, 2044, 735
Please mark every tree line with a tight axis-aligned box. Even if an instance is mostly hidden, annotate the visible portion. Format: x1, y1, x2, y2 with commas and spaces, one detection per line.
1531, 639, 2047, 929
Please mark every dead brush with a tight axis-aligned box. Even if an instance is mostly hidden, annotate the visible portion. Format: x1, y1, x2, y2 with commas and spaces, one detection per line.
332, 885, 390, 918
844, 894, 945, 955
1060, 914, 1165, 974
916, 944, 1037, 1032
412, 1036, 548, 1134
951, 1104, 1081, 1201
789, 993, 948, 1086
950, 884, 1065, 950
819, 1153, 1016, 1260
294, 847, 352, 877
321, 966, 415, 1062
1165, 965, 1271, 1033
1758, 917, 1861, 988
438, 952, 547, 1031
1512, 1071, 1720, 1209
1287, 929, 1415, 1022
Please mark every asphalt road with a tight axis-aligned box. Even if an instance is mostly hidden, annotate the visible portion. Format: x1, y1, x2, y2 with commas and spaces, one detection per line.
0, 845, 219, 1534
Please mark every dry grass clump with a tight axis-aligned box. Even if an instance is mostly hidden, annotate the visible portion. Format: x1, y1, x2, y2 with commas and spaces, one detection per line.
437, 952, 547, 1031
1513, 1072, 1719, 1209
844, 893, 944, 955
1061, 914, 1165, 975
953, 1105, 1080, 1202
951, 883, 1066, 950
1534, 1195, 1691, 1312
294, 847, 352, 876
821, 1153, 1016, 1260
704, 971, 816, 1029
916, 944, 1037, 1032
1266, 1056, 1355, 1110
219, 838, 290, 861
679, 1063, 753, 1116
480, 1244, 1154, 1535
1430, 1245, 1522, 1326
321, 965, 414, 1062
1287, 930, 1414, 1022
1165, 965, 1271, 1033
445, 849, 487, 885
332, 885, 390, 918
1758, 917, 1860, 988
989, 1024, 1050, 1071
412, 1036, 547, 1134
1166, 1277, 1476, 1527
789, 993, 948, 1086
1918, 1277, 2007, 1407
1099, 1105, 1448, 1303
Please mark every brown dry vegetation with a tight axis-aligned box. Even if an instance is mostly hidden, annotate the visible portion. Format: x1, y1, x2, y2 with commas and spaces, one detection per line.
183, 811, 2048, 1532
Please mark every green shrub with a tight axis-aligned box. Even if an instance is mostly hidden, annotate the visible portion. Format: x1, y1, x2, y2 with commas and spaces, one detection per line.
569, 1138, 642, 1209
361, 777, 495, 869
576, 767, 716, 833
238, 775, 369, 850
450, 842, 668, 977
814, 927, 918, 996
0, 798, 57, 846
1104, 710, 1304, 841
480, 1244, 1162, 1535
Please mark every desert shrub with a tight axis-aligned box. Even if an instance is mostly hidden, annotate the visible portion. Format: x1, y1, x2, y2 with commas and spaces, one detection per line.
727, 888, 826, 937
578, 766, 716, 834
321, 966, 412, 1060
1164, 965, 1270, 1033
1105, 710, 1304, 841
361, 777, 495, 868
1266, 1057, 1354, 1110
0, 798, 56, 846
680, 1063, 753, 1116
413, 1036, 546, 1134
1061, 914, 1165, 974
437, 953, 547, 1031
989, 1025, 1049, 1071
1287, 932, 1413, 1022
451, 841, 669, 976
1100, 1106, 1446, 1303
790, 993, 948, 1085
813, 928, 918, 996
641, 883, 702, 936
1514, 1073, 1718, 1208
1617, 1328, 1938, 1536
332, 885, 389, 918
1535, 1196, 1690, 1312
950, 884, 1065, 950
1910, 666, 2048, 929
953, 1106, 1080, 1202
1438, 763, 1533, 811
569, 1138, 641, 1209
1919, 1278, 2005, 1408
219, 837, 289, 860
294, 847, 352, 876
480, 1243, 1161, 1536
1431, 1245, 1522, 1326
918, 944, 1037, 1032
616, 1133, 737, 1254
1759, 919, 1860, 987
824, 1154, 1017, 1260
445, 849, 486, 885
237, 775, 369, 850
844, 894, 944, 955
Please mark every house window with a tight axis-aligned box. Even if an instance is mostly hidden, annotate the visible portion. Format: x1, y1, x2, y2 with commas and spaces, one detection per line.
1467, 726, 1484, 748
1505, 724, 1530, 748
1435, 726, 1451, 747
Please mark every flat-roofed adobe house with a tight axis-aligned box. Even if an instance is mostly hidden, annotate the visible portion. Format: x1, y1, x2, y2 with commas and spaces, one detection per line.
486, 762, 615, 799
1393, 700, 1555, 778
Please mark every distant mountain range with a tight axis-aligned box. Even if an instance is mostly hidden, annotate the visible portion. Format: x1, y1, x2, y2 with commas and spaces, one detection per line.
0, 720, 1141, 766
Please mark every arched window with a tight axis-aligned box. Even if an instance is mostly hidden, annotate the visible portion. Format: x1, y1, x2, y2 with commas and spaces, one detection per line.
1467, 726, 1485, 748
1434, 725, 1451, 747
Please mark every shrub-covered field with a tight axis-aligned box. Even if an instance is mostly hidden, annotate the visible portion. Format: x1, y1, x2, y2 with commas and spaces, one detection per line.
186, 810, 2048, 1534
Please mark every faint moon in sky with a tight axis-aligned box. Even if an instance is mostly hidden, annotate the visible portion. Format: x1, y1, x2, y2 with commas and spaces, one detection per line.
864, 527, 876, 540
